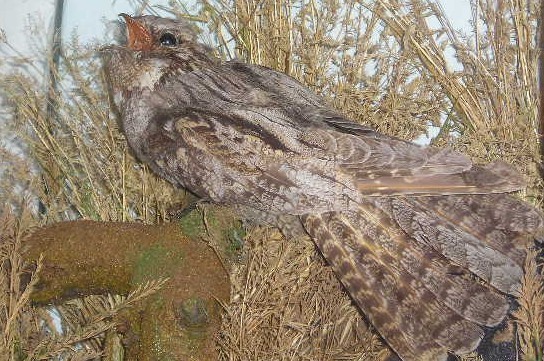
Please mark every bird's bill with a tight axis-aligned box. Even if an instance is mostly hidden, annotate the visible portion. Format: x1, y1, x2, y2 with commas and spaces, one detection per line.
119, 13, 153, 51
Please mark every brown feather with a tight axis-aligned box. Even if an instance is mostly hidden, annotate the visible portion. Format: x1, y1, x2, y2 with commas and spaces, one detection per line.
102, 15, 544, 360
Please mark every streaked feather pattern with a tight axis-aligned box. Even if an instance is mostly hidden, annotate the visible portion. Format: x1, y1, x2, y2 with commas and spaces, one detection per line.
102, 14, 544, 360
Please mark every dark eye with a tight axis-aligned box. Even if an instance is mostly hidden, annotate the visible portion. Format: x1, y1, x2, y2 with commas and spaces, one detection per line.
159, 33, 177, 46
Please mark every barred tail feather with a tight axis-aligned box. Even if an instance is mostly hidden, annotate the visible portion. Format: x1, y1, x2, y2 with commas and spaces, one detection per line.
300, 192, 541, 360
345, 200, 510, 327
302, 212, 490, 360
302, 213, 450, 361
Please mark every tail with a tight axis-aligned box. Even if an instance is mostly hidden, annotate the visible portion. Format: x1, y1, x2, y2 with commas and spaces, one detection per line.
301, 193, 543, 361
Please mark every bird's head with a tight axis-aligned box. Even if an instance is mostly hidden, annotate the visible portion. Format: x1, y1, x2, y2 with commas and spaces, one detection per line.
101, 14, 218, 95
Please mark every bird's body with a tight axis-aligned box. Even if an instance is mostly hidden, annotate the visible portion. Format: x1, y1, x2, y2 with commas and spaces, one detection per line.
102, 14, 543, 361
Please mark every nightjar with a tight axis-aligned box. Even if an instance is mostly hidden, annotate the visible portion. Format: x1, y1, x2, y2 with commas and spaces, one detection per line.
102, 14, 544, 361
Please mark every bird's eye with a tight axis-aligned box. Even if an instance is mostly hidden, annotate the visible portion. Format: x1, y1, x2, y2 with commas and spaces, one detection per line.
159, 33, 177, 46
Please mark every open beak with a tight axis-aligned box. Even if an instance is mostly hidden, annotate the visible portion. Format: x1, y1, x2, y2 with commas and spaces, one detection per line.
119, 13, 152, 51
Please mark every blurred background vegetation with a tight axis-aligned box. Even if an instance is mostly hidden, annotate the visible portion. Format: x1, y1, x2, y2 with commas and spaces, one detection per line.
0, 0, 542, 360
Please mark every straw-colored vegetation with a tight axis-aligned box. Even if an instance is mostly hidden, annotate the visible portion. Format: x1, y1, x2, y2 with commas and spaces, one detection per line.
0, 0, 542, 359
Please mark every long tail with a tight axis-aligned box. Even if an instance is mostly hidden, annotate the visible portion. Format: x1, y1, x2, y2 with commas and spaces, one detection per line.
301, 193, 543, 361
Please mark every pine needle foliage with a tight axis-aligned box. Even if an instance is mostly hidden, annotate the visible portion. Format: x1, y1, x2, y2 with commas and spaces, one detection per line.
26, 280, 167, 361
0, 207, 41, 361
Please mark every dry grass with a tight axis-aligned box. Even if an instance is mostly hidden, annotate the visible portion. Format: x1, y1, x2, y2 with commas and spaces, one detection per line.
515, 248, 544, 361
0, 207, 41, 361
0, 0, 542, 359
217, 227, 387, 360
26, 279, 166, 361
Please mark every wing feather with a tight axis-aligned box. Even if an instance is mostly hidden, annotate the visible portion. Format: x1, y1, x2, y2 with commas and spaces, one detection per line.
297, 181, 544, 359
413, 194, 544, 267
391, 196, 530, 294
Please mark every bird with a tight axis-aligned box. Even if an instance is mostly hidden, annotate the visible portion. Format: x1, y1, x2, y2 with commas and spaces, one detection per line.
101, 14, 544, 361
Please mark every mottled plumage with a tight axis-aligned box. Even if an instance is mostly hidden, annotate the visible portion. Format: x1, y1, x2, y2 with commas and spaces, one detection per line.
102, 14, 543, 360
